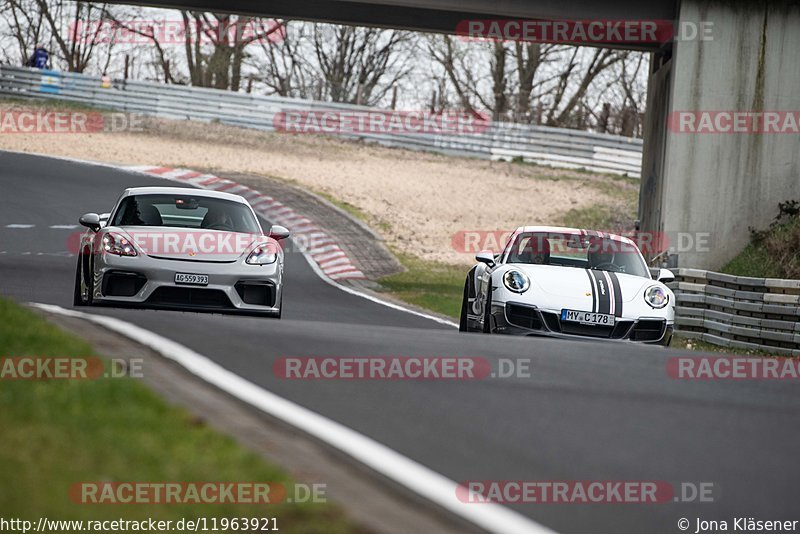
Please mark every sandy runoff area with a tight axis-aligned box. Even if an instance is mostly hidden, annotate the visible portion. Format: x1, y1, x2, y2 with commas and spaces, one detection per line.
0, 103, 634, 265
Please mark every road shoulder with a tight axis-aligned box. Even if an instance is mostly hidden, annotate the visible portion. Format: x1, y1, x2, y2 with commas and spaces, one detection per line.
34, 306, 479, 534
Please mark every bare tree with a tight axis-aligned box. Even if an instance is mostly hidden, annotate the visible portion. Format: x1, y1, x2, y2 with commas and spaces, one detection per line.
0, 2, 649, 135
37, 0, 113, 72
429, 36, 567, 121
544, 47, 628, 127
1, 0, 45, 65
311, 25, 412, 105
106, 11, 283, 89
178, 13, 282, 90
427, 36, 482, 114
250, 21, 315, 97
0, 0, 116, 71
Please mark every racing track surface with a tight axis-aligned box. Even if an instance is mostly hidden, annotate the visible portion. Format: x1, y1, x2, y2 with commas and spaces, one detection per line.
1, 151, 799, 534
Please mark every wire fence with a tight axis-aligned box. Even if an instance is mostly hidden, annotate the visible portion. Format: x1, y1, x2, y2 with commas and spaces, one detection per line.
0, 65, 643, 177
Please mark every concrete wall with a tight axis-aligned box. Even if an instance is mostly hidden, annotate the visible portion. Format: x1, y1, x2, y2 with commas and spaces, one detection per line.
638, 54, 672, 263
651, 0, 800, 269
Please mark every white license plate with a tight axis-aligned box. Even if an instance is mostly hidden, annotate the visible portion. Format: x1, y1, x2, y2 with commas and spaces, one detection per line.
175, 273, 208, 286
561, 309, 615, 326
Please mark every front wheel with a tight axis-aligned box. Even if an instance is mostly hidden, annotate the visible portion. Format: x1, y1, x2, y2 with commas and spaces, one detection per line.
274, 290, 283, 319
73, 255, 89, 306
482, 283, 493, 334
458, 277, 471, 332
660, 328, 673, 347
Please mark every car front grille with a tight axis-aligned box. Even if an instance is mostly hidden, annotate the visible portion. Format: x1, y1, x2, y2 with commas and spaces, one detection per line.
498, 303, 663, 342
558, 322, 616, 338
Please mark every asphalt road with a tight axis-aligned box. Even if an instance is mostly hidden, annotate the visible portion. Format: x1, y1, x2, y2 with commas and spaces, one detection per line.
1, 150, 799, 534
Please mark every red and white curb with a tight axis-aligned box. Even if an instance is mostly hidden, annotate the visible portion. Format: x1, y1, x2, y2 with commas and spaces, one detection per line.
125, 166, 365, 282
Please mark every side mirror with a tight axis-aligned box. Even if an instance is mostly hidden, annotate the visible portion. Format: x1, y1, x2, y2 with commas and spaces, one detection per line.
476, 251, 495, 267
656, 268, 675, 284
99, 213, 110, 227
268, 225, 290, 240
79, 213, 101, 231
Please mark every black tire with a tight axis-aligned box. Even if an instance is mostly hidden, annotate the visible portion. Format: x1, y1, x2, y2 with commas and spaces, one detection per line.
73, 255, 88, 306
458, 276, 470, 332
482, 281, 493, 334
660, 328, 673, 347
274, 290, 283, 319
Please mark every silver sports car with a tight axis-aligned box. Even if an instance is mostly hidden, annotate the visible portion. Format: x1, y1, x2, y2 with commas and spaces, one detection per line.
73, 186, 289, 317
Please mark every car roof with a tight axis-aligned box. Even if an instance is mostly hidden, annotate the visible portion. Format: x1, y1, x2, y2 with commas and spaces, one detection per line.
513, 225, 637, 245
121, 186, 248, 204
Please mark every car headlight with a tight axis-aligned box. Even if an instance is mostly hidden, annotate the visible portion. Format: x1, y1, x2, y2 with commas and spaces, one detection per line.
503, 270, 530, 293
246, 244, 277, 265
644, 285, 669, 308
102, 233, 137, 257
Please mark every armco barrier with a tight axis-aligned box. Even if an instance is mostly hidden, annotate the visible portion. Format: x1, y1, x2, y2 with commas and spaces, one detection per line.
668, 268, 800, 356
0, 65, 643, 177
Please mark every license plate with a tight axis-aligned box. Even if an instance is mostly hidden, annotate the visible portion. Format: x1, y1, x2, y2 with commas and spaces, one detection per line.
175, 273, 208, 286
561, 309, 615, 326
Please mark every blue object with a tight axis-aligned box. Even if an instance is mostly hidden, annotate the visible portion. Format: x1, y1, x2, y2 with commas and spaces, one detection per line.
30, 48, 49, 69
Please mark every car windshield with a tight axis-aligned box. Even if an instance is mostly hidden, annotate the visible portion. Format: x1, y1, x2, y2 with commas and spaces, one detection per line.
505, 231, 650, 278
111, 194, 260, 234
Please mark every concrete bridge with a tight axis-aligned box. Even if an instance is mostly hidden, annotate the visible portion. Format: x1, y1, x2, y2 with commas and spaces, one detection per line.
104, 0, 800, 269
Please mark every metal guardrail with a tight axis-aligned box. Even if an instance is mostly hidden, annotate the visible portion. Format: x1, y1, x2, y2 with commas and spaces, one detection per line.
0, 65, 643, 177
668, 268, 800, 356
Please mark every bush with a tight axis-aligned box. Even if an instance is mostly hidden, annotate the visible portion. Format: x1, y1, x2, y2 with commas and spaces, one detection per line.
726, 200, 800, 279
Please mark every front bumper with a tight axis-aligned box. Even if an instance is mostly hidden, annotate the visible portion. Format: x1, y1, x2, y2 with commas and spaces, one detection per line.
90, 252, 282, 316
492, 301, 673, 344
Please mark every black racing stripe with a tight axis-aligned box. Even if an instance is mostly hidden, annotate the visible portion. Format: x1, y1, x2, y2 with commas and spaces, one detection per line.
589, 269, 611, 314
584, 269, 598, 313
608, 271, 624, 317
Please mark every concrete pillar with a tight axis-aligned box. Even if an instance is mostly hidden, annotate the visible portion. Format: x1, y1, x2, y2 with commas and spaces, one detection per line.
638, 54, 672, 263
641, 0, 800, 269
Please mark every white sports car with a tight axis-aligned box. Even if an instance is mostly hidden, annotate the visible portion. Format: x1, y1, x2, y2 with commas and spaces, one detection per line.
459, 226, 675, 345
73, 186, 289, 317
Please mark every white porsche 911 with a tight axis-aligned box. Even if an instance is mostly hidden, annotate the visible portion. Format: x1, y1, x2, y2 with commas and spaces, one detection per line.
459, 226, 675, 345
73, 186, 289, 317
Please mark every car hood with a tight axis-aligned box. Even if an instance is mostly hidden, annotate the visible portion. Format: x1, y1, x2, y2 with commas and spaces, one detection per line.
110, 226, 263, 262
507, 264, 654, 303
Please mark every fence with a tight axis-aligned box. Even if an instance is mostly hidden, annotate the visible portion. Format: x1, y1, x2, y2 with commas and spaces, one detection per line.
0, 65, 643, 177
668, 268, 800, 356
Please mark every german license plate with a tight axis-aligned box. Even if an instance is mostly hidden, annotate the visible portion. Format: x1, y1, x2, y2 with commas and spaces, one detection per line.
561, 309, 615, 326
175, 273, 208, 286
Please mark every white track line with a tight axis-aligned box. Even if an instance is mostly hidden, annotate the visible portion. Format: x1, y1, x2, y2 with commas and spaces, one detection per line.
7, 151, 533, 527
30, 302, 553, 534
